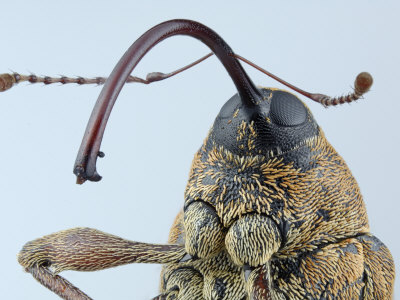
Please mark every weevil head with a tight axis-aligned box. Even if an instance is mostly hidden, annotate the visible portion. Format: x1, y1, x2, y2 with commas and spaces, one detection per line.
184, 87, 368, 254
184, 88, 323, 230
207, 88, 319, 161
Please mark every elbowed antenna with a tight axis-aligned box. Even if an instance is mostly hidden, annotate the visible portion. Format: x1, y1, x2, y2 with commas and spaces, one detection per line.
0, 53, 215, 91
1, 54, 373, 107
234, 55, 373, 107
73, 19, 262, 184
1, 21, 374, 184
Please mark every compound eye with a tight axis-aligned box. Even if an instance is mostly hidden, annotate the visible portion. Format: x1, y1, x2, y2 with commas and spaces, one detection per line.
270, 91, 307, 126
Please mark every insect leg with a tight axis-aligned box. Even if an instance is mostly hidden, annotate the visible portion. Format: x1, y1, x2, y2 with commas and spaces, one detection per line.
225, 214, 281, 299
225, 214, 281, 267
27, 265, 92, 300
18, 227, 186, 299
244, 265, 272, 300
356, 234, 395, 299
159, 267, 204, 300
269, 237, 391, 299
184, 201, 225, 259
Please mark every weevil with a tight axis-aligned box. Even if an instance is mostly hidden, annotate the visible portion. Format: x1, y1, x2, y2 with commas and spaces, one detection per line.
1, 19, 395, 299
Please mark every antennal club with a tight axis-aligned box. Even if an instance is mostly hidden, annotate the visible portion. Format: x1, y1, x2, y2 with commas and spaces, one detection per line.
305, 72, 373, 106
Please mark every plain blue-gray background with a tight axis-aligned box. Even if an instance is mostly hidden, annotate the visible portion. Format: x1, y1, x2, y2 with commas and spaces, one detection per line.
0, 1, 398, 299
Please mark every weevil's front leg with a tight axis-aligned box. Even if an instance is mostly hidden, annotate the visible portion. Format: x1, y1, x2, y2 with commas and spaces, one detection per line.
244, 265, 272, 300
357, 234, 395, 299
269, 235, 394, 299
28, 264, 92, 300
18, 227, 186, 299
225, 214, 282, 300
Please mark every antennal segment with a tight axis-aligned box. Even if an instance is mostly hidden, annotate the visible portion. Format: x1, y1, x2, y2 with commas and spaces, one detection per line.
0, 53, 214, 91
235, 54, 373, 107
2, 53, 372, 108
310, 72, 373, 106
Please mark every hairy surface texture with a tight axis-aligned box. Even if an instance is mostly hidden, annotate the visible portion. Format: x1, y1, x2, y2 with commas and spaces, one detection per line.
161, 212, 394, 299
18, 90, 394, 300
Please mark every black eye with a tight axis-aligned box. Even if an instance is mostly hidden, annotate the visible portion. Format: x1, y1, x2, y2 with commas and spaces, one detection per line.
270, 91, 307, 126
